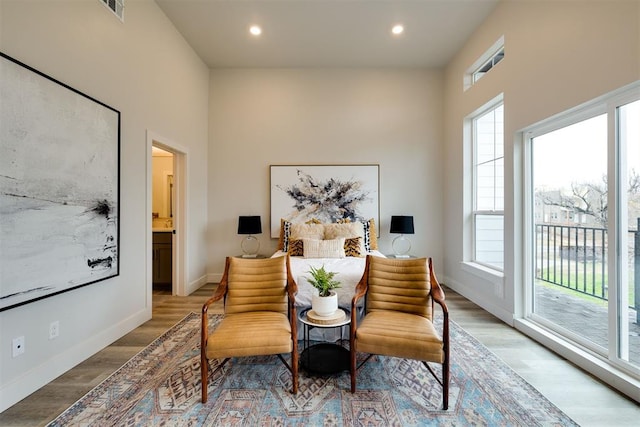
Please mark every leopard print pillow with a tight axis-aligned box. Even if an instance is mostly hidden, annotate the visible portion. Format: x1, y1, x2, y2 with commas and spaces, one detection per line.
344, 237, 363, 257
287, 238, 304, 256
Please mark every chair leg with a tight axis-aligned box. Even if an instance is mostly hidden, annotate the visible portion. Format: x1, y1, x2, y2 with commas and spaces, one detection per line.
350, 345, 357, 392
422, 359, 449, 410
202, 358, 232, 403
291, 348, 299, 394
201, 354, 209, 403
443, 356, 450, 410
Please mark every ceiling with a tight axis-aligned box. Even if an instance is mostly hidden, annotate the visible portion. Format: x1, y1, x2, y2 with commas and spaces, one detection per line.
154, 0, 500, 68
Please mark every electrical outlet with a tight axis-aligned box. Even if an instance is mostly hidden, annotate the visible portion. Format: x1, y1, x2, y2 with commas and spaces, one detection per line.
49, 321, 59, 340
12, 336, 25, 357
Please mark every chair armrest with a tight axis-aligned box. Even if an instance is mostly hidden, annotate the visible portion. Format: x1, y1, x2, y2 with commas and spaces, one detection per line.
286, 254, 298, 304
202, 257, 231, 347
350, 255, 372, 337
428, 258, 448, 314
427, 258, 449, 350
285, 255, 298, 340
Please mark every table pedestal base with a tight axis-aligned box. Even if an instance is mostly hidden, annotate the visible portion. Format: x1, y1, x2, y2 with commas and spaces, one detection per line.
300, 343, 349, 375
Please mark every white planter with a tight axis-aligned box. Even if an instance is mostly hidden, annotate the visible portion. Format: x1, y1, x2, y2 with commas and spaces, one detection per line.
311, 291, 338, 317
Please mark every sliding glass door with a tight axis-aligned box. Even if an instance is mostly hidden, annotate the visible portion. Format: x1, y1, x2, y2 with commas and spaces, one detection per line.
527, 90, 640, 373
618, 99, 640, 367
531, 114, 609, 352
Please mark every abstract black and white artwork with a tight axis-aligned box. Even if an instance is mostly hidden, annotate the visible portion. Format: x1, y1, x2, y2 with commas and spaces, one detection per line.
270, 164, 379, 237
0, 53, 120, 311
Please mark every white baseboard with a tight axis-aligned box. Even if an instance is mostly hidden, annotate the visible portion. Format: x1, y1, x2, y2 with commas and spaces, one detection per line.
515, 318, 640, 404
187, 274, 208, 294
442, 275, 514, 326
0, 308, 151, 412
206, 273, 223, 284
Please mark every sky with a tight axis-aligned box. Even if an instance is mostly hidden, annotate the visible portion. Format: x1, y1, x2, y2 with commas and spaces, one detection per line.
533, 100, 640, 190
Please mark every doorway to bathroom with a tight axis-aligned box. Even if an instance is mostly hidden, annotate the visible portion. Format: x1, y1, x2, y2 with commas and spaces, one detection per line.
148, 131, 187, 298
151, 146, 174, 293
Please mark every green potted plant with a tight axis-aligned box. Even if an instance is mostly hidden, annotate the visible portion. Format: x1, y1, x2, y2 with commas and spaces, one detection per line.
307, 265, 341, 316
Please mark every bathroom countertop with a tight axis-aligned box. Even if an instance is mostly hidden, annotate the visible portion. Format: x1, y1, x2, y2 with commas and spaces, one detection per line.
152, 228, 174, 233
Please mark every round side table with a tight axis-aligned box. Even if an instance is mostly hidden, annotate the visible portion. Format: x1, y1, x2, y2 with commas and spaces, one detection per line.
298, 307, 351, 375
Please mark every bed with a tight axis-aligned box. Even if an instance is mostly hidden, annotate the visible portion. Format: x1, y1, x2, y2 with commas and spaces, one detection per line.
271, 248, 386, 309
271, 218, 384, 340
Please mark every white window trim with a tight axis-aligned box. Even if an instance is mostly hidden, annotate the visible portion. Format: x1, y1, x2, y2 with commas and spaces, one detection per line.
470, 97, 504, 272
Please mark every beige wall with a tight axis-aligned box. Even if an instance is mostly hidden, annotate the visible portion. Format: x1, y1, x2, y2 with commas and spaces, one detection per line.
208, 68, 445, 278
0, 0, 209, 410
443, 0, 640, 320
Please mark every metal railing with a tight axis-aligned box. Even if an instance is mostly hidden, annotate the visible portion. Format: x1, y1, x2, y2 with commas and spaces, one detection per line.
535, 223, 638, 314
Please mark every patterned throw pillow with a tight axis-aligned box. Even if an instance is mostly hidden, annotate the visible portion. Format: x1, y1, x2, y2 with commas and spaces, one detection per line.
277, 218, 289, 251
344, 237, 363, 257
366, 218, 378, 250
361, 219, 372, 251
281, 220, 292, 252
288, 238, 304, 256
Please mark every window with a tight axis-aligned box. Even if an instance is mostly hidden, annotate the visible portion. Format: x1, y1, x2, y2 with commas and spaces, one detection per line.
472, 103, 504, 270
464, 36, 504, 91
473, 47, 504, 84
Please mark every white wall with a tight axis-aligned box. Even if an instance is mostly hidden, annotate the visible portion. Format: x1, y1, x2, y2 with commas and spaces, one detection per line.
443, 0, 639, 320
208, 69, 444, 278
0, 0, 209, 410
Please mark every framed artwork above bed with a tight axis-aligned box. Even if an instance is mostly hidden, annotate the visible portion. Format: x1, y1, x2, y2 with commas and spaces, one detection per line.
270, 164, 379, 238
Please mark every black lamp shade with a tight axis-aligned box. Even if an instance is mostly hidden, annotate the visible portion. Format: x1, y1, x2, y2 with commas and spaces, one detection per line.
238, 216, 262, 235
390, 215, 414, 234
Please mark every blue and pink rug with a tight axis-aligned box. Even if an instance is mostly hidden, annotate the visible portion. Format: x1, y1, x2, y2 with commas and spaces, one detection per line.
49, 313, 578, 426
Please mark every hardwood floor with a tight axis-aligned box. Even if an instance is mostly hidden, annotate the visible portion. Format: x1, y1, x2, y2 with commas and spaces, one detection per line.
1, 284, 638, 426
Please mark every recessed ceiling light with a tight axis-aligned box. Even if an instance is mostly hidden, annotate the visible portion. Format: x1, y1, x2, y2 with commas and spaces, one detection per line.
249, 25, 262, 36
391, 24, 404, 35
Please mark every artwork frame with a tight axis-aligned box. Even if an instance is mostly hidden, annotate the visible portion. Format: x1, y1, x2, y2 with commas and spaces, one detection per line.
0, 52, 120, 312
270, 164, 379, 238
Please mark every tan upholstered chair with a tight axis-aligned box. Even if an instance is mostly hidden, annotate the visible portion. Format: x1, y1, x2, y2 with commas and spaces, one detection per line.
201, 255, 298, 403
350, 255, 450, 409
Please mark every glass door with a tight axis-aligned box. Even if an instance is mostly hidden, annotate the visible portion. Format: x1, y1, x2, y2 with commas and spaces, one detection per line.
531, 114, 609, 353
617, 99, 640, 368
527, 91, 640, 374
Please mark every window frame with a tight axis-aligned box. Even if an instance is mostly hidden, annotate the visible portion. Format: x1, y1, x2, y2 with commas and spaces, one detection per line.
464, 36, 504, 91
470, 99, 505, 272
521, 81, 640, 379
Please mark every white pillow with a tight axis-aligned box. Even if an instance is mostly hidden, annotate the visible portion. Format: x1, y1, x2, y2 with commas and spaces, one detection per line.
303, 238, 346, 258
290, 223, 324, 241
323, 222, 364, 239
323, 222, 365, 254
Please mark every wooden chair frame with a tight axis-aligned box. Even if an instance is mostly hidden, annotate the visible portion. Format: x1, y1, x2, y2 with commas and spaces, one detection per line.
349, 256, 450, 410
201, 256, 299, 403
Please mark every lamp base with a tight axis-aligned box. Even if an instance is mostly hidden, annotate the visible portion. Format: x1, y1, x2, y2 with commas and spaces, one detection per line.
392, 235, 412, 258
241, 235, 260, 258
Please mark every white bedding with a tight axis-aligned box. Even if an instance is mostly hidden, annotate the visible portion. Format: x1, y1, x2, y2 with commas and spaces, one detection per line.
271, 250, 386, 308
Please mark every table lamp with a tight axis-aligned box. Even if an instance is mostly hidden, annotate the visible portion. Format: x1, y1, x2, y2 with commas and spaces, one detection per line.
390, 215, 414, 258
238, 215, 262, 258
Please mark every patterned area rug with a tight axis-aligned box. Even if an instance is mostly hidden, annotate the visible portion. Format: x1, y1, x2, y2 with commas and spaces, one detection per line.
49, 313, 578, 426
